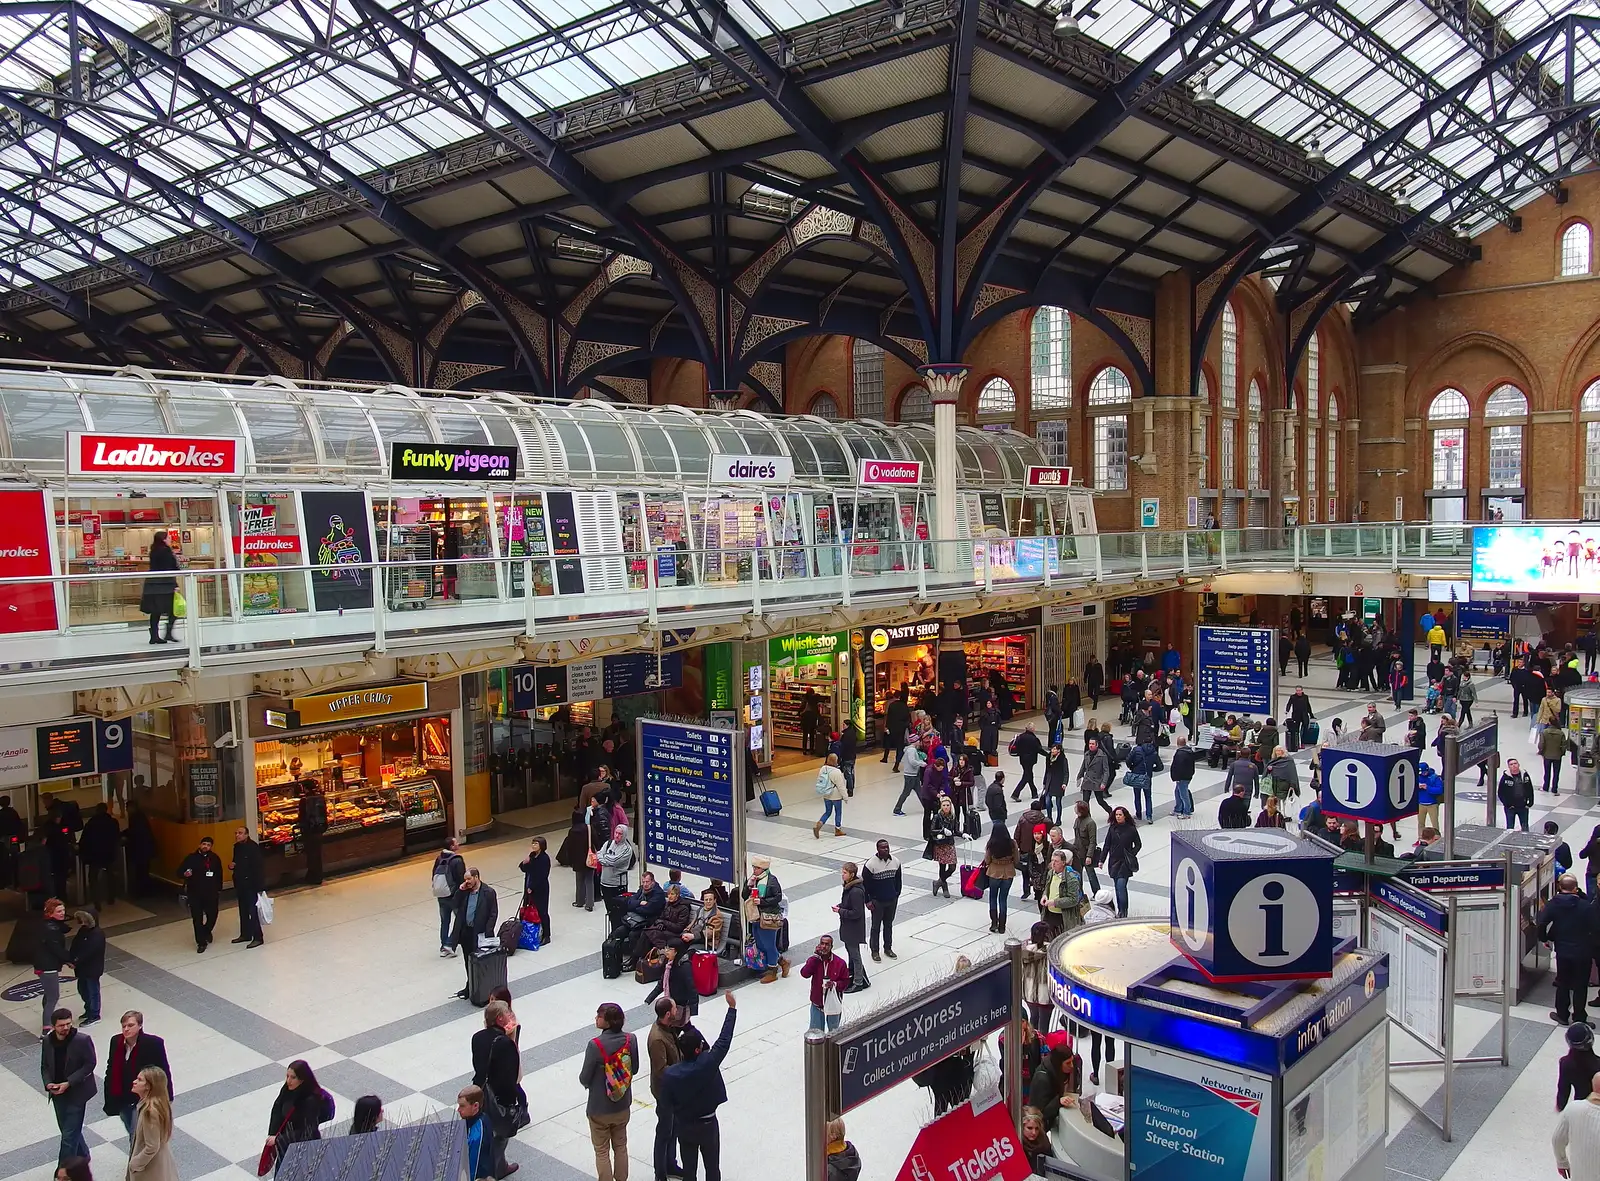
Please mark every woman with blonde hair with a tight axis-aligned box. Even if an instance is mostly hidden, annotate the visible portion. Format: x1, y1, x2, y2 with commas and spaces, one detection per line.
127, 1066, 176, 1181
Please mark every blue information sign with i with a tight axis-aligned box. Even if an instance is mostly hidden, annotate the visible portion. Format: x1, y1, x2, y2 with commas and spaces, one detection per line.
638, 719, 741, 883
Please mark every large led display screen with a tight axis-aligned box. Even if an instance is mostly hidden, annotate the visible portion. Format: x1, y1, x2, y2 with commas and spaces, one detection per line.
1471, 525, 1600, 596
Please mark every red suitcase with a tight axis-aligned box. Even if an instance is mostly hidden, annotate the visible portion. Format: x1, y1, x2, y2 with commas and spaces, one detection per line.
692, 950, 721, 996
960, 864, 985, 900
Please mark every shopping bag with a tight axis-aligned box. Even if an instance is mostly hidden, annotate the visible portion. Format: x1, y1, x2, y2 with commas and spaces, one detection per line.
517, 920, 542, 952
742, 937, 768, 972
1072, 708, 1086, 728
256, 893, 275, 926
960, 864, 986, 899
172, 590, 187, 619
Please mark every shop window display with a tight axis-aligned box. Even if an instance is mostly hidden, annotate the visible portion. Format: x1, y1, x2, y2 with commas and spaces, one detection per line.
60, 495, 224, 626
227, 491, 307, 614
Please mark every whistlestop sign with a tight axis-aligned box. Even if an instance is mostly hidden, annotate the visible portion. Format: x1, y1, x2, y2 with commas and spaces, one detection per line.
896, 1100, 1030, 1181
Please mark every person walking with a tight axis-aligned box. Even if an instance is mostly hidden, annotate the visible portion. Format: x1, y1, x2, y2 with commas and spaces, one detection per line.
1084, 656, 1104, 708
919, 753, 951, 840
743, 856, 788, 983
1100, 807, 1141, 918
1499, 758, 1535, 831
77, 804, 119, 910
863, 840, 902, 962
1169, 736, 1196, 818
837, 723, 859, 797
1041, 744, 1068, 826
981, 825, 1018, 934
102, 1012, 172, 1139
894, 738, 925, 816
647, 997, 683, 1181
1457, 671, 1477, 727
1540, 875, 1597, 1027
800, 935, 851, 1032
883, 688, 911, 765
927, 796, 959, 897
41, 1008, 96, 1167
472, 1000, 521, 1179
1543, 722, 1572, 794
230, 825, 266, 948
432, 838, 468, 954
1076, 737, 1113, 818
659, 993, 737, 1181
125, 1067, 176, 1181
296, 781, 327, 887
519, 835, 552, 946
579, 1003, 638, 1181
1560, 1022, 1600, 1111
813, 754, 848, 839
68, 912, 105, 1026
265, 1061, 333, 1172
35, 897, 71, 1038
452, 869, 499, 999
1552, 1072, 1600, 1180
1011, 724, 1043, 801
178, 836, 223, 953
1123, 741, 1154, 824
1072, 802, 1100, 895
835, 863, 870, 993
1039, 850, 1082, 939
986, 772, 1008, 824
140, 531, 179, 644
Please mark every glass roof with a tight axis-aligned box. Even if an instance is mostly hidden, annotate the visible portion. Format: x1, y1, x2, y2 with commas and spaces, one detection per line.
1061, 0, 1600, 236
0, 365, 1046, 487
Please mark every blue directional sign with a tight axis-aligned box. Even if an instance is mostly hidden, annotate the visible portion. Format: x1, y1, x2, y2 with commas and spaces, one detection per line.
1196, 625, 1276, 717
1372, 878, 1448, 934
638, 719, 739, 882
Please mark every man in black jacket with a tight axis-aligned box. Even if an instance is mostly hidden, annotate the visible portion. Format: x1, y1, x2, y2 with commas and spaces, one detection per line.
1168, 738, 1197, 818
862, 840, 902, 962
78, 803, 120, 910
1285, 689, 1313, 751
1540, 875, 1596, 1026
179, 836, 224, 952
298, 780, 328, 886
1011, 724, 1044, 801
471, 1000, 521, 1179
102, 1010, 172, 1138
1218, 785, 1251, 830
0, 793, 24, 887
34, 896, 70, 1037
41, 1007, 97, 1166
454, 869, 500, 999
230, 824, 266, 948
661, 993, 737, 1181
883, 688, 910, 766
1498, 758, 1535, 832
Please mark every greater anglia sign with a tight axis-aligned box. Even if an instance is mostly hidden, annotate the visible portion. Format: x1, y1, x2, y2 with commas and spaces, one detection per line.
68, 432, 242, 477
858, 458, 923, 486
389, 442, 519, 481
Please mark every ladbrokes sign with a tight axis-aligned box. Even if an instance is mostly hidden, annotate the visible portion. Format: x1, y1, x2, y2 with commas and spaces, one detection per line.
68, 432, 243, 477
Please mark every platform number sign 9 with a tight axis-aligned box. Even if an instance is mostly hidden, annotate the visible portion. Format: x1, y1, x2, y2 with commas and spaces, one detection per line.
94, 719, 133, 775
1169, 829, 1335, 983
1320, 745, 1421, 824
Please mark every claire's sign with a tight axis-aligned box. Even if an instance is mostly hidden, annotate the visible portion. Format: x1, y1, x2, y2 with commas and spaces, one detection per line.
709, 453, 795, 485
390, 442, 518, 482
858, 458, 923, 486
69, 432, 242, 477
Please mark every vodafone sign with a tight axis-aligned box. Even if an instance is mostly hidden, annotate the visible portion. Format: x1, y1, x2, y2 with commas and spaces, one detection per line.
1024, 466, 1073, 488
68, 432, 243, 477
858, 458, 924, 486
895, 1101, 1030, 1181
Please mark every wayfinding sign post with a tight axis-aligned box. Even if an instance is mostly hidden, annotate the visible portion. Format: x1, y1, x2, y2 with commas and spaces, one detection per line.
635, 719, 744, 885
1195, 625, 1277, 721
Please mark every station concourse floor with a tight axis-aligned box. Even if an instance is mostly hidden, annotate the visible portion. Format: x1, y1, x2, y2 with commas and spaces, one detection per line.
0, 649, 1587, 1181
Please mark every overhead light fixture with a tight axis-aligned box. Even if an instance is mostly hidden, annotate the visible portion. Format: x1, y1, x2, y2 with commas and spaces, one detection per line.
619, 95, 636, 117
1305, 135, 1325, 164
890, 1, 906, 30
553, 235, 607, 263
696, 70, 713, 94
1191, 70, 1215, 105
740, 183, 797, 222
1052, 0, 1079, 36
552, 116, 569, 138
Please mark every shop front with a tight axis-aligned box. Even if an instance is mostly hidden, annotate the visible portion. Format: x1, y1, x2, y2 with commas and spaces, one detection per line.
869, 619, 943, 717
769, 630, 852, 755
959, 608, 1041, 712
246, 680, 455, 887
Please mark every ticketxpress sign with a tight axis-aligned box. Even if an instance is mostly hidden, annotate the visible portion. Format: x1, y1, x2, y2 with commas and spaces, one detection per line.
390, 442, 518, 482
836, 959, 1011, 1110
709, 453, 795, 484
858, 458, 923, 486
69, 432, 243, 477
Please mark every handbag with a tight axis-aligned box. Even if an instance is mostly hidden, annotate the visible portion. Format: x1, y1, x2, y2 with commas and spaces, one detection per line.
758, 912, 783, 930
258, 1114, 291, 1176
586, 849, 600, 870
743, 936, 767, 971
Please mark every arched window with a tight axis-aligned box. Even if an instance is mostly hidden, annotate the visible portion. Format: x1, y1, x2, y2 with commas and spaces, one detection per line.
897, 384, 932, 423
1220, 304, 1237, 411
808, 393, 839, 420
1429, 387, 1468, 493
852, 339, 884, 419
1582, 380, 1600, 518
1306, 332, 1320, 417
1562, 222, 1592, 277
1326, 394, 1340, 513
1484, 383, 1527, 489
1031, 307, 1071, 411
977, 376, 1016, 417
1245, 378, 1263, 488
1197, 371, 1212, 483
1086, 366, 1131, 490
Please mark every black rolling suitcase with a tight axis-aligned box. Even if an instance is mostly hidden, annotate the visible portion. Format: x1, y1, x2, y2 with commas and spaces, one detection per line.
466, 950, 508, 1006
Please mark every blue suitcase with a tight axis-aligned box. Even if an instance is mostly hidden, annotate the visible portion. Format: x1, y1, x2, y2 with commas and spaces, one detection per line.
760, 789, 782, 816
1302, 719, 1321, 744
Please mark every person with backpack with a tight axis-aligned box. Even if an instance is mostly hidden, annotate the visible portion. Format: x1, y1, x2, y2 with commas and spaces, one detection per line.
659, 992, 737, 1181
813, 755, 848, 839
432, 838, 468, 957
578, 1003, 639, 1181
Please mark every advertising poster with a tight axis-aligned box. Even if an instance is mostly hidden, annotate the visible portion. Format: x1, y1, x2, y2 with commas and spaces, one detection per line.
301, 491, 374, 611
233, 502, 300, 614
1472, 524, 1600, 595
1128, 1047, 1272, 1181
545, 491, 585, 595
893, 1099, 1030, 1181
0, 489, 58, 633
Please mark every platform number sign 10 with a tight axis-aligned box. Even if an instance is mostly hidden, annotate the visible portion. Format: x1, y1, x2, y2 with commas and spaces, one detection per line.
1320, 745, 1421, 824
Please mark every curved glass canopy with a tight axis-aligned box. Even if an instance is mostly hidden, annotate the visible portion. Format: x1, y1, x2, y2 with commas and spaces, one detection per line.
0, 367, 1046, 489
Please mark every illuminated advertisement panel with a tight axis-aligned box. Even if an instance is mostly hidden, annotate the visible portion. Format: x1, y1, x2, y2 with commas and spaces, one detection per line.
1471, 525, 1600, 596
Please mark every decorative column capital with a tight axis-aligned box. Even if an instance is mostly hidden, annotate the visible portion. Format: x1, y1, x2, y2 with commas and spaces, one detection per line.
707, 389, 740, 410
918, 364, 967, 403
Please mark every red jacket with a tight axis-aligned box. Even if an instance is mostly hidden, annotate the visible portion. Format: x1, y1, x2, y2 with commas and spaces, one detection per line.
800, 951, 850, 1007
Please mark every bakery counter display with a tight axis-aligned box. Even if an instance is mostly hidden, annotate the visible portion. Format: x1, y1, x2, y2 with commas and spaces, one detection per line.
258, 783, 409, 885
